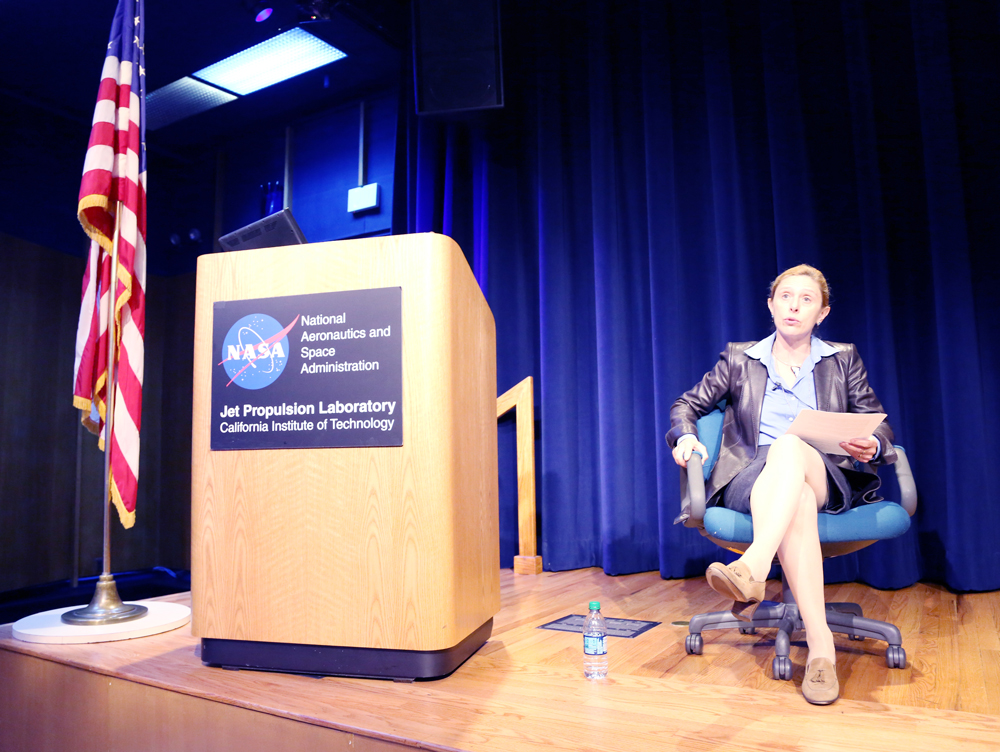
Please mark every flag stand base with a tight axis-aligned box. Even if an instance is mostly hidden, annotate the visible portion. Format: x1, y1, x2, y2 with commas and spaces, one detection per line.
14, 600, 190, 645
61, 573, 148, 625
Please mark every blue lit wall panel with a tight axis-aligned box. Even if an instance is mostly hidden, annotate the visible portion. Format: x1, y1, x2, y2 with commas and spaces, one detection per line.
291, 91, 396, 242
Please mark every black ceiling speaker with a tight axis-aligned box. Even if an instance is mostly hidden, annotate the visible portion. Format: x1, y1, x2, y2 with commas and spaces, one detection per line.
411, 0, 504, 114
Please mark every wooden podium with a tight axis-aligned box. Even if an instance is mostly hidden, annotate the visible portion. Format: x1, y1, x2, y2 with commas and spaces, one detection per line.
190, 233, 499, 679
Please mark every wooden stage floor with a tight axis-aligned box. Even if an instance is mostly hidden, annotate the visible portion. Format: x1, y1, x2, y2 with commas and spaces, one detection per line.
3, 568, 1000, 751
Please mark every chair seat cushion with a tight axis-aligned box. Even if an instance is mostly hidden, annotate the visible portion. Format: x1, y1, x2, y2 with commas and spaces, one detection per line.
703, 501, 911, 545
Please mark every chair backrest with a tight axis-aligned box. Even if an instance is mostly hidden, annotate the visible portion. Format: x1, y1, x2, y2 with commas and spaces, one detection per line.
695, 403, 726, 480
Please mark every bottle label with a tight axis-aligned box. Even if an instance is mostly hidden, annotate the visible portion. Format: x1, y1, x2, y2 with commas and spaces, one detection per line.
584, 634, 607, 656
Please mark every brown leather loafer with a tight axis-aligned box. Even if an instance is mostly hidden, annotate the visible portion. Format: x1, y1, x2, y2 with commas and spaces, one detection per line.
802, 657, 840, 705
705, 561, 766, 622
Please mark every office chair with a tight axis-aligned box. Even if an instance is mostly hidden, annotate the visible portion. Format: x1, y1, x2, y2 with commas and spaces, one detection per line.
675, 406, 917, 680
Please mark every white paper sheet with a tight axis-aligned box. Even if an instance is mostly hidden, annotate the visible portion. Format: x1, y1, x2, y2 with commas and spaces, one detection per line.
785, 410, 886, 455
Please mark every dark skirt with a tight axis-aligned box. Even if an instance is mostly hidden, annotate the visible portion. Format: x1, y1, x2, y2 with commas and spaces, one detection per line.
718, 444, 882, 515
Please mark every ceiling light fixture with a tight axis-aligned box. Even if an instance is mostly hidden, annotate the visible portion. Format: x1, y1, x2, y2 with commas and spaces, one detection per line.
192, 27, 347, 96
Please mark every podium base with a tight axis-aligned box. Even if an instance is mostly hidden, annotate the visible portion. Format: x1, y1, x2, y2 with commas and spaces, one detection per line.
201, 618, 493, 681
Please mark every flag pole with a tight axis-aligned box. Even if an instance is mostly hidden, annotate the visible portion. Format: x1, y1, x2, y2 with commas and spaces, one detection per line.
63, 202, 147, 626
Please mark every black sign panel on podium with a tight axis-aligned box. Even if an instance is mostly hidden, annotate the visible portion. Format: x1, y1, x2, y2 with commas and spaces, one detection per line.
210, 286, 402, 450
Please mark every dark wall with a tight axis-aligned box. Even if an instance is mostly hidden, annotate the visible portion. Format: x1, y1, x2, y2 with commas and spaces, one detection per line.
0, 97, 93, 262
146, 151, 218, 276
0, 233, 196, 592
0, 234, 93, 591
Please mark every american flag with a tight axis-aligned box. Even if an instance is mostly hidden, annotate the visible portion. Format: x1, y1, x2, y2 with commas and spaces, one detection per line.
73, 0, 146, 530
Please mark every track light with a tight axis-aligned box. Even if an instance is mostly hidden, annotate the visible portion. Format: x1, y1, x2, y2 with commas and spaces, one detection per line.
254, 3, 273, 23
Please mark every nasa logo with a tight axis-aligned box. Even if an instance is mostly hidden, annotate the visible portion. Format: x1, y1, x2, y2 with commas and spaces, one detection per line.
219, 313, 298, 390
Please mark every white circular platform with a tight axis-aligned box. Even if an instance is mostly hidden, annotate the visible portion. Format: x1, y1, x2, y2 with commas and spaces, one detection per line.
12, 601, 191, 644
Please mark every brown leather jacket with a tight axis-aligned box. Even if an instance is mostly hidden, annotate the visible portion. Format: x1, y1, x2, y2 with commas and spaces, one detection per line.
666, 340, 897, 505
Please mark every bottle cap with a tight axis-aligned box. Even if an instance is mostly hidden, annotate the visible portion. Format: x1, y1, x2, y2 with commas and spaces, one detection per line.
589, 601, 600, 611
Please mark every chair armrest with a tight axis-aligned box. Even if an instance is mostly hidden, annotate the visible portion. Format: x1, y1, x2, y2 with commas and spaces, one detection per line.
892, 446, 917, 516
677, 453, 707, 527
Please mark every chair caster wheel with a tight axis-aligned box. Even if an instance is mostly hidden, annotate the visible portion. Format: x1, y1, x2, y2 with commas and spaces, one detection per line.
685, 634, 703, 655
739, 626, 757, 635
886, 646, 906, 669
772, 655, 793, 681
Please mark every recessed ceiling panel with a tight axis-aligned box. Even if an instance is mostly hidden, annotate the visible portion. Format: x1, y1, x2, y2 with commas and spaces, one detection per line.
146, 77, 238, 130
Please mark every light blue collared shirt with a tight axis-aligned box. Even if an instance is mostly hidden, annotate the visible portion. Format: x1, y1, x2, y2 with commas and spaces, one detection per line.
745, 333, 838, 447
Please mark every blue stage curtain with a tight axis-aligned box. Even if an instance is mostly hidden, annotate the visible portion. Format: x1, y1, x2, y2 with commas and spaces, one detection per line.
395, 0, 1000, 591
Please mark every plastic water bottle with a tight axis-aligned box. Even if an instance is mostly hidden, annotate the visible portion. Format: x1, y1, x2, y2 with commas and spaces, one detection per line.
583, 601, 608, 679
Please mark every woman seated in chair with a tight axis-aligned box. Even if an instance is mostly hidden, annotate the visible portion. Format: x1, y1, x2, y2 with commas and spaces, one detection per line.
667, 264, 896, 705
